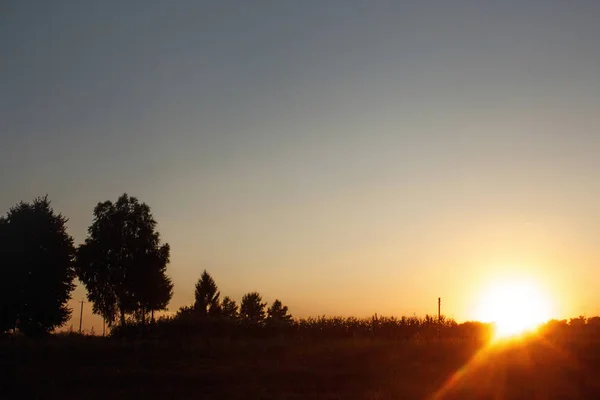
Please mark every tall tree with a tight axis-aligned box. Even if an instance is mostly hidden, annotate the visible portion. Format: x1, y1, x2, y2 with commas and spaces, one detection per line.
221, 296, 239, 319
240, 292, 267, 323
267, 299, 292, 324
0, 196, 75, 336
194, 270, 221, 317
76, 194, 172, 327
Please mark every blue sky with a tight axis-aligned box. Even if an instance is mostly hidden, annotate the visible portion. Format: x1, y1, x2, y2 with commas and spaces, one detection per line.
2, 1, 600, 330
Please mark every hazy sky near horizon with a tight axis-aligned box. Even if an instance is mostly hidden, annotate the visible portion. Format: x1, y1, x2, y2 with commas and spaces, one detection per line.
2, 1, 600, 330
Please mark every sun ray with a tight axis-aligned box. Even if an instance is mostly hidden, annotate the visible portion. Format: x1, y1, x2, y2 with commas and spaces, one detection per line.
429, 342, 498, 400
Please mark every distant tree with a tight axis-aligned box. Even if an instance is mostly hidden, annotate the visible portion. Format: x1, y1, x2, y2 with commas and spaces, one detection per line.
543, 319, 568, 336
240, 292, 266, 323
266, 299, 292, 324
221, 296, 238, 319
0, 196, 75, 336
76, 194, 172, 327
194, 270, 221, 317
569, 315, 586, 327
587, 316, 600, 326
175, 305, 194, 320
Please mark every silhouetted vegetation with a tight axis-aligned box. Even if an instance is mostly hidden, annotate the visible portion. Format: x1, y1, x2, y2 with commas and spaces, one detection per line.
267, 299, 293, 326
221, 296, 239, 319
7, 195, 600, 399
106, 270, 491, 342
194, 270, 221, 317
76, 194, 173, 328
1, 194, 597, 347
7, 320, 600, 399
0, 194, 544, 344
0, 196, 75, 336
240, 292, 268, 324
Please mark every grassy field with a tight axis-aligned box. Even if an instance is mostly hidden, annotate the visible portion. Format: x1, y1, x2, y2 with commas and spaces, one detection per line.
3, 335, 600, 399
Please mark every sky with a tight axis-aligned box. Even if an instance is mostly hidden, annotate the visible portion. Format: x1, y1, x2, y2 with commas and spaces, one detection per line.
2, 1, 600, 331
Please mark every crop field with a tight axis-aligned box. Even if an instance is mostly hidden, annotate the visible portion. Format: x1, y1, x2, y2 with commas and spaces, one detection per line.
3, 333, 600, 399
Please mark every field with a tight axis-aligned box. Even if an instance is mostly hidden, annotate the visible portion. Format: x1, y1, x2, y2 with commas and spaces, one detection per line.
3, 334, 600, 399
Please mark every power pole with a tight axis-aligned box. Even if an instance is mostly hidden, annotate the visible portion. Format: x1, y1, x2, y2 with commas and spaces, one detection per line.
438, 297, 441, 321
79, 299, 85, 334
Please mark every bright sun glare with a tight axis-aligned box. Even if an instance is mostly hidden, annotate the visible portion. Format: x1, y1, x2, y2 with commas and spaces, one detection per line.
476, 280, 552, 338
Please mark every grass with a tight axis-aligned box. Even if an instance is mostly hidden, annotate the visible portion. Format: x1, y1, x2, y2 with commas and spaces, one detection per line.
4, 333, 600, 399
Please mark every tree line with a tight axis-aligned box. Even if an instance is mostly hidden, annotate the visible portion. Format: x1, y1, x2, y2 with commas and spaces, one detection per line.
176, 270, 292, 324
0, 193, 458, 340
4, 194, 592, 342
111, 268, 484, 341
0, 194, 293, 337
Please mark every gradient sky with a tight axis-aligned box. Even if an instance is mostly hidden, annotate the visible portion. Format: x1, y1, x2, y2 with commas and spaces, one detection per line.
2, 1, 600, 331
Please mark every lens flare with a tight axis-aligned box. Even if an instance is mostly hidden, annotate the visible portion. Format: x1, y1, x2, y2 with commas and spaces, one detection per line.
475, 280, 552, 338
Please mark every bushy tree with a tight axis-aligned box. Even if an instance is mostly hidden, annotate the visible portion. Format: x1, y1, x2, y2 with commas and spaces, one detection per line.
240, 292, 266, 323
221, 296, 238, 319
0, 196, 75, 336
267, 299, 292, 324
76, 194, 172, 327
194, 270, 221, 317
173, 305, 195, 322
569, 316, 586, 327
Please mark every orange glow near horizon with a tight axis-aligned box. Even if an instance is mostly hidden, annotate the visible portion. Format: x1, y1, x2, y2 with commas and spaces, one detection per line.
475, 278, 554, 338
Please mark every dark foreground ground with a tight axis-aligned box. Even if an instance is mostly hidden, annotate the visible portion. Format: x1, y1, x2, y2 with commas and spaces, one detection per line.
2, 335, 600, 399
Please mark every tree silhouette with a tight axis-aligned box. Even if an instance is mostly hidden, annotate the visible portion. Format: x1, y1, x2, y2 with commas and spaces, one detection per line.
0, 196, 75, 336
76, 194, 172, 327
147, 269, 174, 323
194, 270, 221, 317
267, 299, 292, 324
221, 296, 238, 319
240, 292, 266, 323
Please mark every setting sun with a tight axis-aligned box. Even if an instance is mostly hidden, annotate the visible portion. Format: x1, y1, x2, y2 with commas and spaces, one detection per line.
476, 280, 553, 338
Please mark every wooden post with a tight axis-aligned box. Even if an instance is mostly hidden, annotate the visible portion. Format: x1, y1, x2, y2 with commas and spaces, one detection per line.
79, 299, 85, 334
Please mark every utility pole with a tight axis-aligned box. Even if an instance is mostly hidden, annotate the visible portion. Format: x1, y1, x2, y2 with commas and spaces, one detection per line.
438, 297, 441, 321
79, 299, 85, 334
